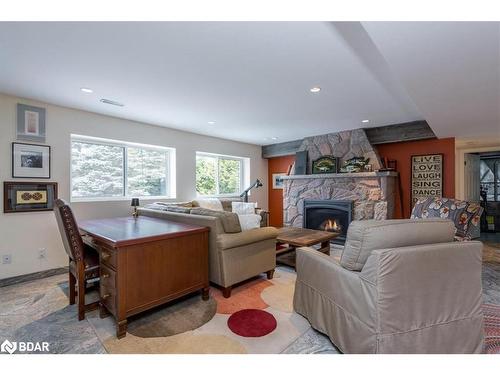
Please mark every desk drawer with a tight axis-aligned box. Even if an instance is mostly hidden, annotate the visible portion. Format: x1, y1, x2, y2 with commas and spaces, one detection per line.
100, 264, 117, 315
100, 246, 117, 270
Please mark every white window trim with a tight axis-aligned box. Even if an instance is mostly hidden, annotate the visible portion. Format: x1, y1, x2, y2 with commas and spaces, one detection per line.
196, 151, 247, 198
70, 134, 176, 202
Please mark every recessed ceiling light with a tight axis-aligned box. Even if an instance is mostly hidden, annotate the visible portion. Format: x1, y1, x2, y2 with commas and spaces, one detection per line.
207, 121, 216, 125
100, 98, 124, 107
362, 119, 370, 123
310, 87, 321, 93
80, 87, 93, 93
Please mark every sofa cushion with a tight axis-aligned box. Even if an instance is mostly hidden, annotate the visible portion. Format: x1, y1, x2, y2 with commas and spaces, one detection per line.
340, 219, 456, 271
144, 201, 193, 211
192, 198, 224, 211
219, 198, 241, 212
190, 207, 241, 233
410, 197, 483, 239
217, 227, 279, 250
164, 206, 191, 214
237, 214, 262, 231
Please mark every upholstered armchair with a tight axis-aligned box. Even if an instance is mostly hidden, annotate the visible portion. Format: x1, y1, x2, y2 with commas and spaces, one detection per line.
53, 199, 100, 320
410, 197, 483, 240
293, 219, 484, 353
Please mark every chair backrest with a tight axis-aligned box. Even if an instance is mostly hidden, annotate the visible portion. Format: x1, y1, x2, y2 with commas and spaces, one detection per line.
53, 198, 85, 261
340, 218, 456, 271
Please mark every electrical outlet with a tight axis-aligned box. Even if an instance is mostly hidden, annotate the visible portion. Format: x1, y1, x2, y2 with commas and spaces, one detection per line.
38, 248, 47, 260
2, 254, 12, 264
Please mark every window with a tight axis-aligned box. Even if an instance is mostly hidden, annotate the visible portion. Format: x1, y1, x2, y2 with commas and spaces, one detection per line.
71, 135, 175, 201
196, 152, 245, 196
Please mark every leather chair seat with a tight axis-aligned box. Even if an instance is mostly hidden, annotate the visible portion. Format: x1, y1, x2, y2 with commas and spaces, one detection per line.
69, 246, 100, 279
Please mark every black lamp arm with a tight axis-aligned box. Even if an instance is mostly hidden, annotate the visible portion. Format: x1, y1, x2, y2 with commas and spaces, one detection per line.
239, 179, 263, 202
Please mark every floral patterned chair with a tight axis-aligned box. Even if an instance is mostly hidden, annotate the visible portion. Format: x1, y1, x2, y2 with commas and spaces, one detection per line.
410, 197, 483, 241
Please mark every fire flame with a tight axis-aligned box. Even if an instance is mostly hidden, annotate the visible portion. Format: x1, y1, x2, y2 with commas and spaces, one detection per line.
324, 219, 341, 232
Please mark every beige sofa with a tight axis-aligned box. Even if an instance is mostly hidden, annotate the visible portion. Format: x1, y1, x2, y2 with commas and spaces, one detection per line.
293, 219, 484, 353
145, 198, 269, 227
138, 201, 278, 298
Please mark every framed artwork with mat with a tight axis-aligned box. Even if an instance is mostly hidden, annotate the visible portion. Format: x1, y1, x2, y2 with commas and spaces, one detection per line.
16, 104, 46, 143
12, 142, 51, 178
4, 181, 58, 213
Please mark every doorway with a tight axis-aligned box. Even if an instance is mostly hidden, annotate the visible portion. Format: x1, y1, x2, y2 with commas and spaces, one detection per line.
478, 151, 500, 238
463, 150, 500, 241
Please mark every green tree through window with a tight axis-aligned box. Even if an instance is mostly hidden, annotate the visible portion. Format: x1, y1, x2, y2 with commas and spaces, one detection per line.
71, 137, 173, 199
196, 153, 242, 196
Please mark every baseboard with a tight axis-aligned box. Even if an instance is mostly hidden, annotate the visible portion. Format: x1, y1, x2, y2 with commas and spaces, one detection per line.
0, 267, 68, 288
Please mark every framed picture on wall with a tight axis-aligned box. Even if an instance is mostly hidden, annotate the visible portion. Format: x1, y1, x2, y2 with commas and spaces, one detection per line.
272, 173, 286, 189
411, 153, 444, 207
17, 104, 46, 143
12, 142, 51, 178
4, 181, 58, 213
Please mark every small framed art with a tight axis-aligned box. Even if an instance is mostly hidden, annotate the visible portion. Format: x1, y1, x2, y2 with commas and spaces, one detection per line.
12, 142, 51, 178
17, 104, 46, 143
272, 173, 286, 189
4, 181, 58, 213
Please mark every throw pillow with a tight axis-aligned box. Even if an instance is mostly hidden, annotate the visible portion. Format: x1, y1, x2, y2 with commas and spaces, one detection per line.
193, 198, 224, 211
190, 207, 242, 233
237, 214, 262, 231
232, 201, 257, 215
165, 206, 191, 214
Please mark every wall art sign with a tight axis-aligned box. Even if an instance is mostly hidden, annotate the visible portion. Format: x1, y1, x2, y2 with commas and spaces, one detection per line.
4, 181, 58, 213
12, 142, 51, 178
411, 154, 443, 207
17, 104, 46, 143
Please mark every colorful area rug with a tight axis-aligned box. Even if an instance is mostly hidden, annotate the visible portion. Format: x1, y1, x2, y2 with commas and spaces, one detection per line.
483, 304, 500, 354
86, 267, 313, 353
1, 244, 499, 354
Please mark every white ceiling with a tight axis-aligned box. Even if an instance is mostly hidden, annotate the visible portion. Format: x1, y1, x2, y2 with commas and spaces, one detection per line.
0, 22, 498, 145
362, 22, 500, 139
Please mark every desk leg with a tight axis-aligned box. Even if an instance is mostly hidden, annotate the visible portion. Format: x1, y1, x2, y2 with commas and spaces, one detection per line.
99, 302, 111, 319
201, 286, 210, 301
117, 319, 127, 339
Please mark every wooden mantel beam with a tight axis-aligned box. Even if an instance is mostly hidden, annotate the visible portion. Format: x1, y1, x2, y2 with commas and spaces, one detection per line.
364, 120, 436, 145
261, 120, 436, 158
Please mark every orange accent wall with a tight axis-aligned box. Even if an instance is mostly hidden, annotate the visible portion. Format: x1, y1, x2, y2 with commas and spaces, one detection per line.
376, 137, 456, 219
267, 155, 295, 227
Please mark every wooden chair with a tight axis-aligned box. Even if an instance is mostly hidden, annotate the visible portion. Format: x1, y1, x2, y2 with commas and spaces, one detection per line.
53, 199, 100, 320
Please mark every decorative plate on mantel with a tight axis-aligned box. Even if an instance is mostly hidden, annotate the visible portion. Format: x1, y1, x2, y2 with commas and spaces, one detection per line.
312, 156, 338, 174
340, 157, 370, 173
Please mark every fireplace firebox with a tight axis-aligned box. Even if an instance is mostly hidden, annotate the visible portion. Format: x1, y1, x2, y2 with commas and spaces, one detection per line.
303, 200, 353, 244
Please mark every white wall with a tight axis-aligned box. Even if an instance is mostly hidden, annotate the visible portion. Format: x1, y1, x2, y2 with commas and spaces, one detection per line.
0, 93, 268, 279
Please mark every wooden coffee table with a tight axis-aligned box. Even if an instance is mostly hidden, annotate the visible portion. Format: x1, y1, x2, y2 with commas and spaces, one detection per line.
276, 227, 339, 268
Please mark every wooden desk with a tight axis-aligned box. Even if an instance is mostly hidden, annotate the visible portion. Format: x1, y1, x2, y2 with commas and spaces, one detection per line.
79, 216, 209, 339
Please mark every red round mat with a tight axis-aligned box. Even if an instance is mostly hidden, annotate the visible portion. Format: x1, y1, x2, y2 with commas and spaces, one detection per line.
227, 309, 277, 337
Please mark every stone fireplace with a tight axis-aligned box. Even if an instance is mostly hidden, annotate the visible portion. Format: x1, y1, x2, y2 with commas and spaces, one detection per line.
304, 200, 353, 244
283, 171, 398, 229
282, 128, 399, 233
